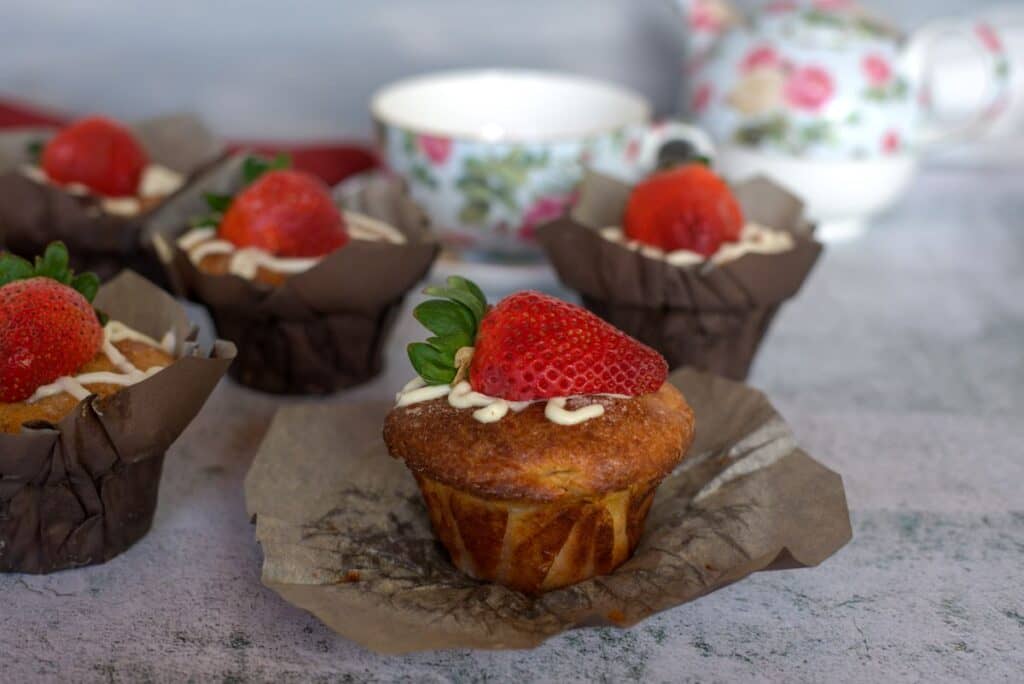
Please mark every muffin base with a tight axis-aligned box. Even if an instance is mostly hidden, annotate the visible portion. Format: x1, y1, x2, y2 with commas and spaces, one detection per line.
414, 474, 660, 594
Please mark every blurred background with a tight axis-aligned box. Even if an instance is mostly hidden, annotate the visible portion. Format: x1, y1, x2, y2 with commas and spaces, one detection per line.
1, 0, 1017, 140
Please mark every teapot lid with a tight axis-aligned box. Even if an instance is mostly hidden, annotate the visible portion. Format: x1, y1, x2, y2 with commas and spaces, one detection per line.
751, 0, 904, 47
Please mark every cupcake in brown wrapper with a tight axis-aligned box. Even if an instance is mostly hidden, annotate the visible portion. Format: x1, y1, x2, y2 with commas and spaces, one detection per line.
156, 156, 440, 394
384, 381, 695, 594
537, 171, 823, 380
0, 115, 224, 285
0, 271, 235, 574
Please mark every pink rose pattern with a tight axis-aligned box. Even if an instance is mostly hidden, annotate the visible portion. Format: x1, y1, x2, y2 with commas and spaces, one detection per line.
517, 192, 578, 242
812, 0, 853, 10
418, 135, 452, 165
689, 0, 723, 32
692, 82, 713, 114
976, 23, 1002, 53
881, 130, 901, 155
861, 54, 892, 87
741, 45, 780, 73
764, 0, 797, 13
783, 66, 834, 111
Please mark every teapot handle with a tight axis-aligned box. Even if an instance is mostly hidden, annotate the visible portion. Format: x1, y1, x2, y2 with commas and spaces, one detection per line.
905, 20, 1011, 147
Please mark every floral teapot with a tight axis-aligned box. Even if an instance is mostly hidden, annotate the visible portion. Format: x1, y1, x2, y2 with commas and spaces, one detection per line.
678, 0, 1010, 161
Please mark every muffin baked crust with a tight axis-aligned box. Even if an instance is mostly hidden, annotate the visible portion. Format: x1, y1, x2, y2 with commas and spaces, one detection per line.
383, 382, 694, 502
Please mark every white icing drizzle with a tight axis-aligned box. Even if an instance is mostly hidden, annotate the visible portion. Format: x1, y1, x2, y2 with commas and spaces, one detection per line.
544, 397, 605, 425
101, 197, 142, 216
600, 222, 794, 266
175, 210, 404, 280
394, 377, 619, 426
25, 321, 172, 404
20, 163, 183, 216
346, 212, 407, 244
177, 227, 217, 250
139, 165, 184, 198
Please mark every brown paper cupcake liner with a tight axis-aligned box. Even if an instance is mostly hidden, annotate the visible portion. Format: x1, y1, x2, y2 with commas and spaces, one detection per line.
537, 172, 823, 380
156, 155, 440, 395
0, 115, 224, 285
244, 368, 852, 653
415, 474, 658, 594
0, 271, 235, 574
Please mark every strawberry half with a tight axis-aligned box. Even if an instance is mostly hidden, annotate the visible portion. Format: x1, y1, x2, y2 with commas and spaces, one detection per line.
407, 277, 667, 401
41, 116, 148, 197
218, 168, 349, 258
0, 243, 103, 403
624, 164, 744, 257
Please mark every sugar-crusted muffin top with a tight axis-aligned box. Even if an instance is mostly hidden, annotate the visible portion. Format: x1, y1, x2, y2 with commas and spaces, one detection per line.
383, 382, 694, 502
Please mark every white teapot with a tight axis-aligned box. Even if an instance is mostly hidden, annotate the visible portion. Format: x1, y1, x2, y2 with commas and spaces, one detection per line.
676, 0, 1010, 234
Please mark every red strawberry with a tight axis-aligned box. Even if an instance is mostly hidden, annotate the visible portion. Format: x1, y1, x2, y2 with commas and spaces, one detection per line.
0, 277, 103, 403
219, 169, 349, 258
41, 116, 148, 197
624, 165, 744, 257
468, 291, 667, 401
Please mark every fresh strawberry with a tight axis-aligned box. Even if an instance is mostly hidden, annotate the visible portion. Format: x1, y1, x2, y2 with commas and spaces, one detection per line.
0, 243, 103, 403
218, 169, 349, 258
624, 164, 744, 257
41, 116, 148, 197
407, 277, 667, 401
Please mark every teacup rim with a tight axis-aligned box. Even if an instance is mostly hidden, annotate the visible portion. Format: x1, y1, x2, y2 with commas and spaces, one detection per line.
371, 68, 652, 144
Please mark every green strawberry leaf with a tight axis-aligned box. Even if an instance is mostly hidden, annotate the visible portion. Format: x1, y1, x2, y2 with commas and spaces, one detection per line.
0, 241, 101, 304
407, 276, 489, 385
71, 272, 100, 303
190, 213, 221, 229
204, 192, 233, 212
423, 278, 487, 322
26, 139, 44, 165
35, 242, 71, 283
242, 152, 291, 184
413, 299, 476, 338
426, 332, 472, 362
408, 342, 457, 384
447, 276, 486, 309
0, 253, 34, 286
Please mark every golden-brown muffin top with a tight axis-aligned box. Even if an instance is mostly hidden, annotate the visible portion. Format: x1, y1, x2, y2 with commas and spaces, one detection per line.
383, 382, 694, 502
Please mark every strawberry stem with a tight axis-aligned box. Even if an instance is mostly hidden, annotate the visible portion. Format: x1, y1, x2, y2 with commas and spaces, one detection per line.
408, 276, 488, 385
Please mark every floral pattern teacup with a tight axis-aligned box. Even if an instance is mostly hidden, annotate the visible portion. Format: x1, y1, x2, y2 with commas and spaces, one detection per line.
678, 0, 1010, 160
373, 70, 712, 260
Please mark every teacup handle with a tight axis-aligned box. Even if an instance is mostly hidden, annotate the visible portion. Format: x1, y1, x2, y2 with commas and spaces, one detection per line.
636, 120, 716, 174
905, 20, 1010, 146
611, 120, 715, 181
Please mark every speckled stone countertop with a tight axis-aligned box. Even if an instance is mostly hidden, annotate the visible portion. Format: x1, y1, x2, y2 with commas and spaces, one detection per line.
2, 166, 1022, 683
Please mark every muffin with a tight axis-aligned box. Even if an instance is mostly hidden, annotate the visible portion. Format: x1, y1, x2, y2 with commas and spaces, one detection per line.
0, 242, 234, 573
538, 152, 821, 380
0, 114, 222, 283
161, 154, 439, 394
383, 277, 695, 593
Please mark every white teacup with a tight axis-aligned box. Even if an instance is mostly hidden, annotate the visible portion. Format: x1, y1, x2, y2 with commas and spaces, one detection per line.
372, 69, 711, 260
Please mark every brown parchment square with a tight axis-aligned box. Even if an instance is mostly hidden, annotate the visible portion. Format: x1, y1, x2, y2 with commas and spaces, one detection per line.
244, 368, 851, 653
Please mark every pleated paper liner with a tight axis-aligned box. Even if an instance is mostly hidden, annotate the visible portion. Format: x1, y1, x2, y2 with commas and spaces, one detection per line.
244, 368, 852, 653
153, 155, 440, 394
0, 114, 225, 285
0, 271, 235, 574
537, 171, 823, 380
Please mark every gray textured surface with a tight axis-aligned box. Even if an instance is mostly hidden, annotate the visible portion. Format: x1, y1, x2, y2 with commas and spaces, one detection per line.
2, 165, 1023, 682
